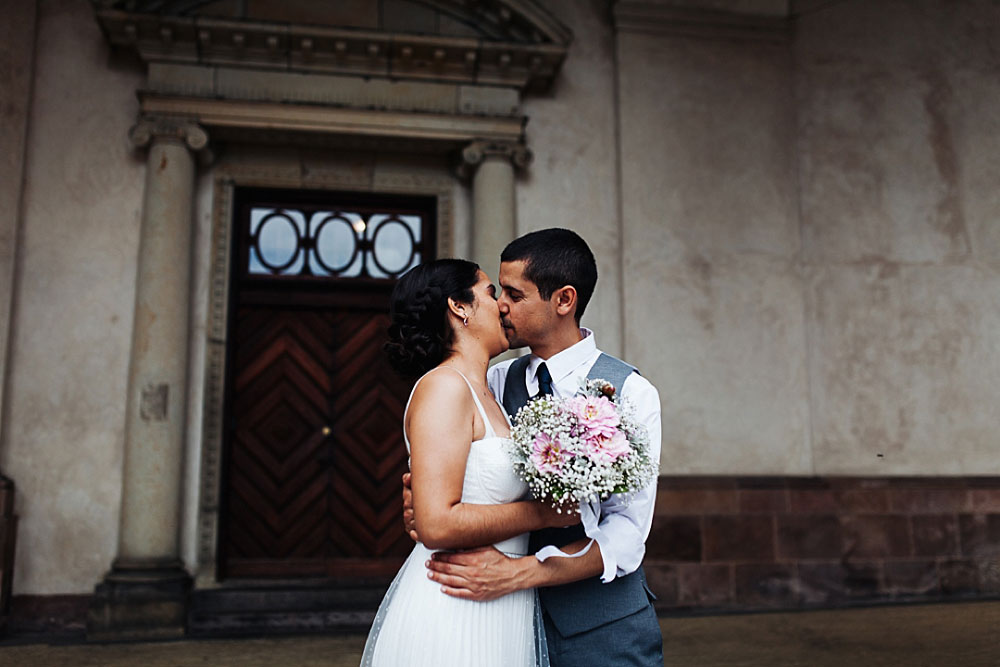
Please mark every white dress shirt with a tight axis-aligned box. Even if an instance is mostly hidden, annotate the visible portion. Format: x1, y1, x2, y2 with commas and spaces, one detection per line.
487, 328, 662, 581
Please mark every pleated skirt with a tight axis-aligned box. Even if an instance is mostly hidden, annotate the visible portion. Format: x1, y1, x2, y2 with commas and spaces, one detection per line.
361, 542, 537, 667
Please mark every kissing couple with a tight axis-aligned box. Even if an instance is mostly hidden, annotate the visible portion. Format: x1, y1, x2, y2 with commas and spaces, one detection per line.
361, 229, 663, 667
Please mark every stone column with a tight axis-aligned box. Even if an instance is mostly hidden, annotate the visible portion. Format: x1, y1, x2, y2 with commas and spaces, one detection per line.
460, 140, 532, 279
88, 117, 207, 641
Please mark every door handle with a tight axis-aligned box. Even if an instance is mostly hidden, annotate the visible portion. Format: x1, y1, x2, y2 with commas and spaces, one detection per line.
317, 426, 334, 466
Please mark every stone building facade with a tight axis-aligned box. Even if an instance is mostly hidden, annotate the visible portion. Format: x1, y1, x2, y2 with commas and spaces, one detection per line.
0, 0, 997, 638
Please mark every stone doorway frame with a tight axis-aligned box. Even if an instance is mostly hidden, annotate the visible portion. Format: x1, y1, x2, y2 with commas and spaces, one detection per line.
193, 156, 457, 588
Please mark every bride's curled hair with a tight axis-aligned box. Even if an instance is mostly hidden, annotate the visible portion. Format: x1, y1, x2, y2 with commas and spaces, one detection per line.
385, 259, 479, 377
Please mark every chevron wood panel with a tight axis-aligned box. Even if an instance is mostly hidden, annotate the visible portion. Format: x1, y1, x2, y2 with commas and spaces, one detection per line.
326, 310, 412, 563
223, 304, 412, 578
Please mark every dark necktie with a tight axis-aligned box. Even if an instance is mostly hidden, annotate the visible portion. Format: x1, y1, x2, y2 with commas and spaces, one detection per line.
535, 362, 553, 398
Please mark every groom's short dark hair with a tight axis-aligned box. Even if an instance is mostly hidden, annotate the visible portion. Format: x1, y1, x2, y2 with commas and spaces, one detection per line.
501, 228, 597, 322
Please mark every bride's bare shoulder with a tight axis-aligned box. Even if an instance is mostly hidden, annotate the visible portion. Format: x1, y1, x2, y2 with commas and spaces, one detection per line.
406, 368, 477, 445
409, 367, 472, 411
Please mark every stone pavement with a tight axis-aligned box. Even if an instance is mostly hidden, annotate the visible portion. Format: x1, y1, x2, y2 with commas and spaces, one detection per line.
0, 600, 997, 666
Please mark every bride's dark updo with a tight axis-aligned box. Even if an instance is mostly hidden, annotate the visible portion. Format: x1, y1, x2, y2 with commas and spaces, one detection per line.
385, 259, 480, 377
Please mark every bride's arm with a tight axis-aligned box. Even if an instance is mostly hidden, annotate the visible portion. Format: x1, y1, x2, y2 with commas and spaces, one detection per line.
407, 371, 571, 550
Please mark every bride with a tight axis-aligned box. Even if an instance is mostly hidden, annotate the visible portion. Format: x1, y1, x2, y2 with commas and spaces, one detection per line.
362, 259, 575, 667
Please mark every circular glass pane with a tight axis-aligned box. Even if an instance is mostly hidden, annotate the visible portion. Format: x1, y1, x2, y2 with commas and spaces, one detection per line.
256, 213, 300, 271
372, 218, 416, 276
314, 215, 359, 274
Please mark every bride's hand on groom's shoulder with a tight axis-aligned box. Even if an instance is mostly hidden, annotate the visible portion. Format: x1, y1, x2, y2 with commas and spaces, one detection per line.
537, 500, 582, 529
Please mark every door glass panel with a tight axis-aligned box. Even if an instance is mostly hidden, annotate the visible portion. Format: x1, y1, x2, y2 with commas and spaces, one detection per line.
369, 214, 420, 278
313, 214, 359, 276
247, 205, 426, 280
252, 209, 304, 273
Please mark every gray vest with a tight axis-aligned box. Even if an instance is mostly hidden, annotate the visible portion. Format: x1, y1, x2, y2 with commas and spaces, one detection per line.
502, 353, 654, 637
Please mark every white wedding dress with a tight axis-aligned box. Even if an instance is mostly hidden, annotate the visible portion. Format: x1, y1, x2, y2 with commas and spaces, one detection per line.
361, 368, 546, 667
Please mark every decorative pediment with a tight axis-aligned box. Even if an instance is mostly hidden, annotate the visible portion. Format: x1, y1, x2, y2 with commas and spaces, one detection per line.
92, 0, 571, 92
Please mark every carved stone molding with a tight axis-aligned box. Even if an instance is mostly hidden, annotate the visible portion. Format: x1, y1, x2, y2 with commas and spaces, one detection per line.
138, 94, 526, 149
94, 0, 573, 46
146, 64, 522, 119
129, 116, 209, 152
457, 139, 533, 179
93, 4, 570, 93
194, 178, 232, 586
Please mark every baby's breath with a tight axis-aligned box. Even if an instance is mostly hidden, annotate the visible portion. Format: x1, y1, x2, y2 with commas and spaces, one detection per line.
507, 379, 657, 510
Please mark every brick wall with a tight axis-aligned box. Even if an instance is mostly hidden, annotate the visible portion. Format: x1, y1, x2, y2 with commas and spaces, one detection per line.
645, 477, 1000, 611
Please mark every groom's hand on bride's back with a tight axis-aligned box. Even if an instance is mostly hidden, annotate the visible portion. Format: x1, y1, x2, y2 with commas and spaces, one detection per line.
425, 507, 579, 602
427, 547, 520, 602
401, 472, 419, 542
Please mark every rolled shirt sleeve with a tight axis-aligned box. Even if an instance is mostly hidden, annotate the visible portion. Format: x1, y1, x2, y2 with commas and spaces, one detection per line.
594, 372, 661, 579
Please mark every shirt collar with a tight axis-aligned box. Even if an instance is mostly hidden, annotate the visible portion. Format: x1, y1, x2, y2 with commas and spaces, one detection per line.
527, 328, 598, 385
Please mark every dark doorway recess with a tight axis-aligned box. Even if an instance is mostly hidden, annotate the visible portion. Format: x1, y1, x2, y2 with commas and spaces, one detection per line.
218, 186, 435, 584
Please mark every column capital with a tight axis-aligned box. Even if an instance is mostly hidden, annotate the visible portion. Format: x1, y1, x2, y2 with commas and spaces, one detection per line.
129, 116, 209, 153
458, 139, 532, 179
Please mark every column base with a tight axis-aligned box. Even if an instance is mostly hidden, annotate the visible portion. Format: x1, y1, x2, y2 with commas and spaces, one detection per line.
87, 558, 191, 641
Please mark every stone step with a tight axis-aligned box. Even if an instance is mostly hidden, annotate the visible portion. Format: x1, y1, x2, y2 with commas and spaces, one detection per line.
187, 585, 385, 637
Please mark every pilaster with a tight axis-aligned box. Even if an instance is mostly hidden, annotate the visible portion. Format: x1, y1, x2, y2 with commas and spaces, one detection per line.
459, 140, 531, 278
88, 116, 206, 641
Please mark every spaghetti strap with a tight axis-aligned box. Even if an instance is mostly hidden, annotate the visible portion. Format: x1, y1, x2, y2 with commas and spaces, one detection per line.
439, 368, 497, 439
402, 367, 498, 451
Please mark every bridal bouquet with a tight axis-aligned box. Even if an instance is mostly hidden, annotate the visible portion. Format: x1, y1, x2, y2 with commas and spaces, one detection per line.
508, 379, 657, 512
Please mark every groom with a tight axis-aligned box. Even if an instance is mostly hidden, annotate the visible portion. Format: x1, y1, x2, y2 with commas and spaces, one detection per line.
414, 228, 663, 665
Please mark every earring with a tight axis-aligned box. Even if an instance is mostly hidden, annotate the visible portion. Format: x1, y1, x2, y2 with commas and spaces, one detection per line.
463, 316, 469, 327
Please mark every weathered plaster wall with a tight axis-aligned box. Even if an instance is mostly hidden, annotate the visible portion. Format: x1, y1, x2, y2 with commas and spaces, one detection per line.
0, 0, 145, 594
614, 0, 1000, 475
616, 28, 810, 474
797, 0, 1000, 474
520, 0, 623, 357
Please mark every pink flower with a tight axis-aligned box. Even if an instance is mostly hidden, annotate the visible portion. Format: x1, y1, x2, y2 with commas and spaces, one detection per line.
530, 433, 567, 475
566, 395, 620, 440
585, 430, 631, 464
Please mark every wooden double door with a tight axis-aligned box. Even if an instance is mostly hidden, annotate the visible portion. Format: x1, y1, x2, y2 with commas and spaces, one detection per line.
219, 188, 433, 581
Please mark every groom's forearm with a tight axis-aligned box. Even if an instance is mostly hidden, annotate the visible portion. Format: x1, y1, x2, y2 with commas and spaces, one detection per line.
427, 538, 604, 601
516, 539, 604, 590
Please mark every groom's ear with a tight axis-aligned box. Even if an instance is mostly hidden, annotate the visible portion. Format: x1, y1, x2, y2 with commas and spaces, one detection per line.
552, 285, 578, 318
